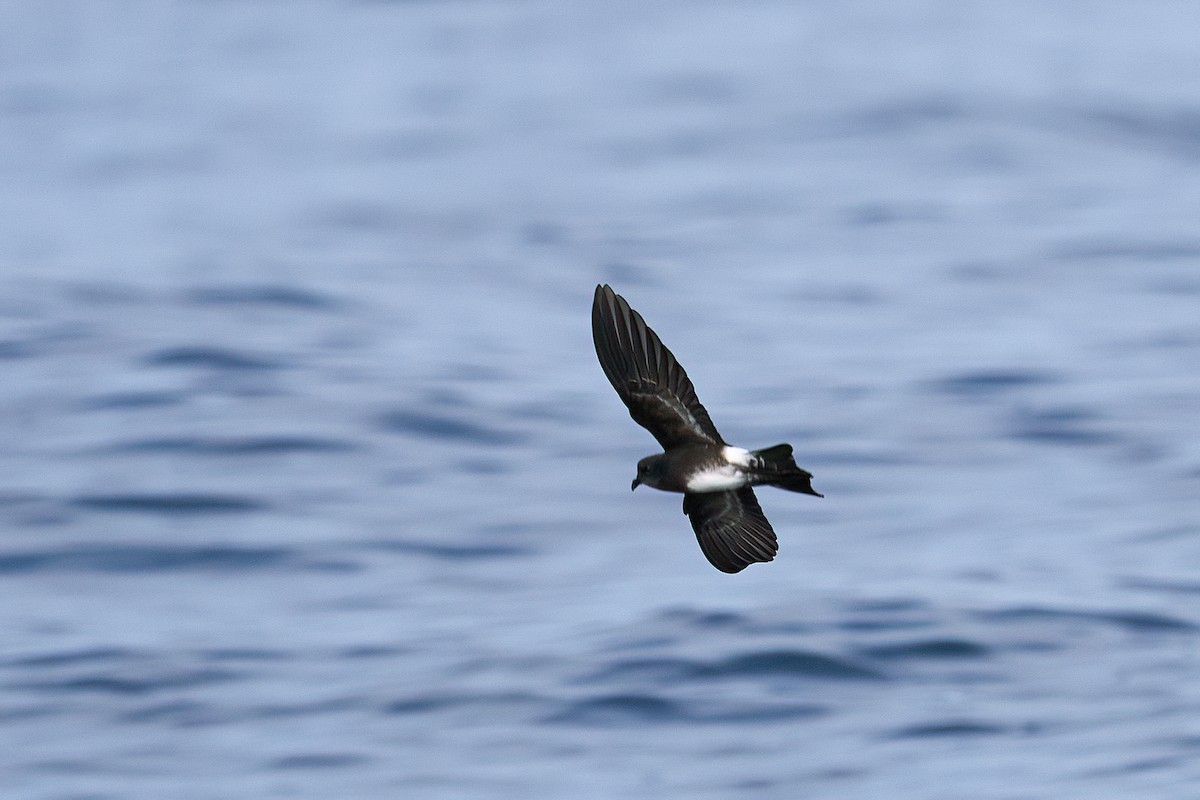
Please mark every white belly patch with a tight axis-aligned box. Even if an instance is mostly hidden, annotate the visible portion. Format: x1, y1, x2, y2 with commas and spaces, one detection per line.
686, 464, 748, 492
722, 446, 752, 467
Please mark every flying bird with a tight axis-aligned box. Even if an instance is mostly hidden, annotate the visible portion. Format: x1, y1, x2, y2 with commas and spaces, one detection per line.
592, 284, 822, 573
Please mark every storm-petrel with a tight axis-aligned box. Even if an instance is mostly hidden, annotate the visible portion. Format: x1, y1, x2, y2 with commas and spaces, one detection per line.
592, 284, 822, 573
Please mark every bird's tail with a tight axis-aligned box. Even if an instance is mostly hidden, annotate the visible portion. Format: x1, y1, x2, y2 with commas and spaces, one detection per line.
750, 444, 823, 497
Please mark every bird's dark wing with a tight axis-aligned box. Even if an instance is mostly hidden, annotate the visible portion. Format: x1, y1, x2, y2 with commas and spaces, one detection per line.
682, 487, 778, 573
592, 284, 724, 449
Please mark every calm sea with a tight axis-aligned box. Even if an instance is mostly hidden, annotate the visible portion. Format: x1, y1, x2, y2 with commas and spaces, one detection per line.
2, 2, 1200, 798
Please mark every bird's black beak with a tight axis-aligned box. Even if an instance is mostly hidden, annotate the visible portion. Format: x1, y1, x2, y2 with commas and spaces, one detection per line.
631, 477, 641, 491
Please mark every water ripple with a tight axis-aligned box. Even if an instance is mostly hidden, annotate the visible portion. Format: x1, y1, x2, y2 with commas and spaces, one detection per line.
593, 650, 884, 684
120, 700, 222, 725
17, 668, 237, 696
549, 694, 828, 726
78, 391, 187, 410
183, 284, 341, 311
548, 694, 684, 724
858, 638, 990, 661
931, 370, 1057, 397
705, 651, 884, 681
0, 339, 34, 359
1008, 406, 1118, 446
364, 539, 531, 561
101, 436, 361, 456
270, 753, 369, 770
69, 493, 266, 514
887, 719, 1007, 739
976, 605, 1197, 633
143, 346, 286, 371
383, 692, 543, 717
10, 647, 144, 668
0, 544, 294, 574
376, 409, 524, 445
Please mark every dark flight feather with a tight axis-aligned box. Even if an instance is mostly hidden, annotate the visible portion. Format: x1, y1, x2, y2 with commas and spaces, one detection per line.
682, 488, 778, 573
591, 284, 725, 449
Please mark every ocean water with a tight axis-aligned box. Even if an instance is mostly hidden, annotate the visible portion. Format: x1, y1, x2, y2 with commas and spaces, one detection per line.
2, 2, 1200, 798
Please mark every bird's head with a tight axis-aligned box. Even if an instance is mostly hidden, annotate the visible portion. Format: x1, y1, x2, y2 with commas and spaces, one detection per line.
632, 455, 666, 491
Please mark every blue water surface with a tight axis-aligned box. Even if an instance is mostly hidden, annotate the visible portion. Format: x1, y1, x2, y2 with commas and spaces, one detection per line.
2, 2, 1200, 798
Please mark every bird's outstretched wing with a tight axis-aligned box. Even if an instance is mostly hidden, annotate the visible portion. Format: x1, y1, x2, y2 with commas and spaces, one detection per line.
592, 284, 724, 449
682, 488, 778, 573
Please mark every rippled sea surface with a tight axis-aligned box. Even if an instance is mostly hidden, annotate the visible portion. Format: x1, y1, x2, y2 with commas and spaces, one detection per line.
3, 3, 1200, 798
